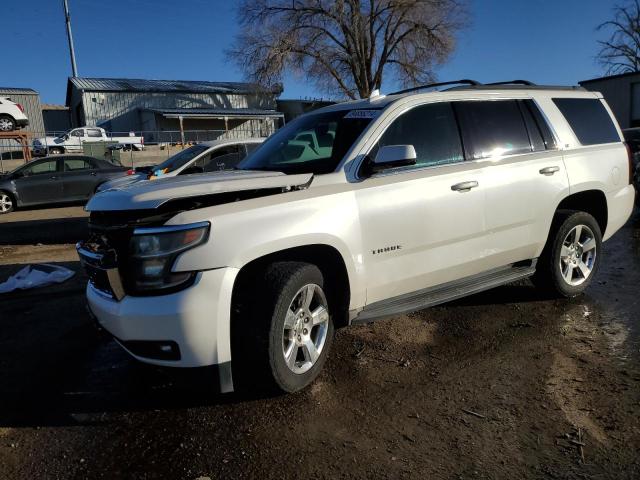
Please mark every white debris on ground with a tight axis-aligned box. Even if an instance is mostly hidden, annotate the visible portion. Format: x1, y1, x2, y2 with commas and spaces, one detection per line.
0, 264, 75, 293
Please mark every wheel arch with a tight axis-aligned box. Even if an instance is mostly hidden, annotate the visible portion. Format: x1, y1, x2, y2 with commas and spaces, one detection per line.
555, 189, 608, 235
232, 244, 352, 328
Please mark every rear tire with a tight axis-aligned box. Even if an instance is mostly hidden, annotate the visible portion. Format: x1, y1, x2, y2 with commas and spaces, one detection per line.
0, 115, 16, 132
232, 261, 334, 393
532, 210, 602, 297
0, 191, 15, 214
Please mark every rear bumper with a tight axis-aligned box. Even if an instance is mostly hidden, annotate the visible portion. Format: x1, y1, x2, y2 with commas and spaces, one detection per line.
86, 267, 239, 369
604, 184, 635, 241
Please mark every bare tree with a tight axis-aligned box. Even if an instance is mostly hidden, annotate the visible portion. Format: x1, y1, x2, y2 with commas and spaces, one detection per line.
597, 0, 640, 74
228, 0, 469, 99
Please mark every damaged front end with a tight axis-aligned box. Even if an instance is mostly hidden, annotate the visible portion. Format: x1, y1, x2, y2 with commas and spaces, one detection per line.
77, 172, 314, 300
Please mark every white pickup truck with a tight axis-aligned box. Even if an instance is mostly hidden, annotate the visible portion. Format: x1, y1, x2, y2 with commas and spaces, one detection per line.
32, 127, 144, 156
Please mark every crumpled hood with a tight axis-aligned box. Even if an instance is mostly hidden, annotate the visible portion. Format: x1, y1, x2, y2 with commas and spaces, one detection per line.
86, 170, 313, 211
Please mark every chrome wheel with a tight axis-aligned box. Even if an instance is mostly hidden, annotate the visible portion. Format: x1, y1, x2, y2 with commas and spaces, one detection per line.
282, 283, 329, 375
0, 118, 14, 131
559, 224, 597, 286
0, 194, 13, 213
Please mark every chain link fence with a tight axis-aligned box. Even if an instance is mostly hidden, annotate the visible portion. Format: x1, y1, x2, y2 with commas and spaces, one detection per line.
0, 127, 272, 172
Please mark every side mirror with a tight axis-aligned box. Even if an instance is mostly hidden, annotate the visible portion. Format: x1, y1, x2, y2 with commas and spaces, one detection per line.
366, 145, 417, 175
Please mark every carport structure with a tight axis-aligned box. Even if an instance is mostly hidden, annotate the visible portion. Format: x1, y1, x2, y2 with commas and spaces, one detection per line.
142, 107, 284, 143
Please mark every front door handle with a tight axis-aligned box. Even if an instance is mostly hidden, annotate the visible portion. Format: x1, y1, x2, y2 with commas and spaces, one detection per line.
451, 180, 479, 192
50, 176, 58, 180
539, 166, 560, 176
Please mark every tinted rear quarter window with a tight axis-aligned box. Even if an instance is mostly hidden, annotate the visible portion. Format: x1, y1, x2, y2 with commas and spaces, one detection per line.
552, 98, 620, 145
453, 100, 532, 160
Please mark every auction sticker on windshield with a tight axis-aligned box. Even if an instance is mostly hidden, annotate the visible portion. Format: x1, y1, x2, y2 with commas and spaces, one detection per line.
344, 109, 381, 119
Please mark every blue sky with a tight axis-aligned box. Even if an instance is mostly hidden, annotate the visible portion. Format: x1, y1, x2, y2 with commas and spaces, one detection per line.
2, 0, 618, 104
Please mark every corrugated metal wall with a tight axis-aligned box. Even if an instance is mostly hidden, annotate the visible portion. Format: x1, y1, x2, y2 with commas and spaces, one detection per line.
74, 91, 278, 132
0, 90, 45, 157
0, 90, 45, 134
0, 90, 44, 133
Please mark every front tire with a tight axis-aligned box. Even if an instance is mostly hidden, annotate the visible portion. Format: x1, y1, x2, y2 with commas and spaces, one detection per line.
0, 191, 15, 214
533, 211, 602, 297
0, 115, 16, 132
233, 262, 334, 393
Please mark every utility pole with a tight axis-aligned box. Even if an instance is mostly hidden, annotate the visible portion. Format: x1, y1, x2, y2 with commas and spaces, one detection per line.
62, 0, 78, 77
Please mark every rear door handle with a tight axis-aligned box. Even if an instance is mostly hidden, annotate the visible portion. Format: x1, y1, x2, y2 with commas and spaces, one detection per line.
451, 180, 479, 192
539, 166, 560, 176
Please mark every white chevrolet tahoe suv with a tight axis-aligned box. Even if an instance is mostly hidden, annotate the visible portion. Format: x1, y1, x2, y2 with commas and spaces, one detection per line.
77, 80, 635, 394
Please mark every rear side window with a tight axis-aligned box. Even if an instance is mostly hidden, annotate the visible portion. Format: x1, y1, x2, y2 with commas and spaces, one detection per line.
454, 100, 532, 160
64, 158, 93, 171
552, 98, 620, 145
371, 102, 464, 169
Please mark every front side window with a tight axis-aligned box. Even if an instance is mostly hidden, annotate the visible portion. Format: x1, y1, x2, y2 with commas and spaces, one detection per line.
152, 144, 210, 176
237, 109, 377, 174
552, 98, 620, 146
21, 160, 59, 176
204, 146, 241, 172
244, 143, 261, 157
454, 100, 532, 159
70, 129, 83, 137
368, 102, 464, 171
188, 146, 242, 173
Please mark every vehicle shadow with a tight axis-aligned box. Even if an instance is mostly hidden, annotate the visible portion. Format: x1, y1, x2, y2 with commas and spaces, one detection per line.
0, 216, 88, 245
0, 260, 276, 428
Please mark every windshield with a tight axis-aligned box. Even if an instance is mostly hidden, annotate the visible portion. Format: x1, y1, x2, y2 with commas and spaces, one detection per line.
152, 144, 210, 175
237, 109, 378, 174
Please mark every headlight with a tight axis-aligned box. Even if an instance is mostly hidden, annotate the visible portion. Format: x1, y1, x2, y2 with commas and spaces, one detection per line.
129, 221, 210, 293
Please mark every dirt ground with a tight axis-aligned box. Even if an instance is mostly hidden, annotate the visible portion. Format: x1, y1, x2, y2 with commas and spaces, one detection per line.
0, 206, 638, 480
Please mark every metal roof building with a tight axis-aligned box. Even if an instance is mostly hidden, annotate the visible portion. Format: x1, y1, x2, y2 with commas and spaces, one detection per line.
65, 77, 284, 142
580, 72, 640, 129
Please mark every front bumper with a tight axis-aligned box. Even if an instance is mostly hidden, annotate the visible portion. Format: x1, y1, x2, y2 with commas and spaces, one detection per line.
86, 267, 239, 369
15, 118, 29, 128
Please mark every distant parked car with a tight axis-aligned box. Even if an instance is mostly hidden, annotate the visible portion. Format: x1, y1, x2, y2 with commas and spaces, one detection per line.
97, 137, 265, 192
0, 97, 29, 132
0, 155, 128, 214
32, 127, 144, 156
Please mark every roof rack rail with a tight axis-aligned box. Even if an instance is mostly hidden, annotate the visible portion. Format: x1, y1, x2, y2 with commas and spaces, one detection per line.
486, 80, 536, 86
389, 79, 481, 96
